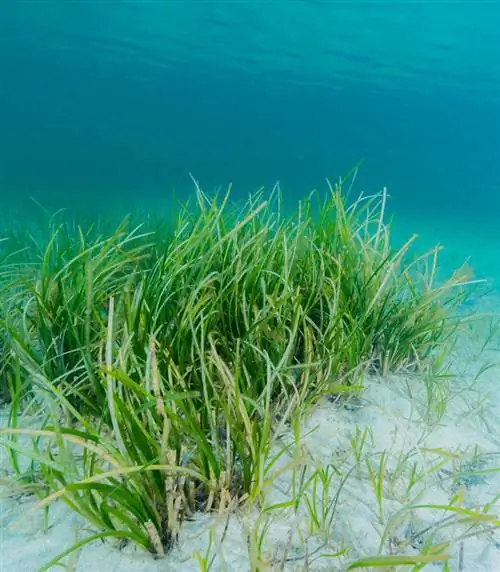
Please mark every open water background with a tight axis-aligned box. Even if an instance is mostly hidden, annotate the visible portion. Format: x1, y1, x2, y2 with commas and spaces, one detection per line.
1, 1, 499, 283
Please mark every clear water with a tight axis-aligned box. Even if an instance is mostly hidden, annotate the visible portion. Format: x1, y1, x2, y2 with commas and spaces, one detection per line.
2, 2, 500, 283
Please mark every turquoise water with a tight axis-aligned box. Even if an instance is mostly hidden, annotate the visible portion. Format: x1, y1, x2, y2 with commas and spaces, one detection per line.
2, 2, 500, 283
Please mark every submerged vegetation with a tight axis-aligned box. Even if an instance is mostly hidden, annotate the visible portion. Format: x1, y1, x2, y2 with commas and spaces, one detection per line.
0, 176, 497, 570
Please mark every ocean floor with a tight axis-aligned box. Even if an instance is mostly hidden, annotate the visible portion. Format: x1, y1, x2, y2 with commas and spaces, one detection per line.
1, 293, 500, 572
1, 198, 499, 571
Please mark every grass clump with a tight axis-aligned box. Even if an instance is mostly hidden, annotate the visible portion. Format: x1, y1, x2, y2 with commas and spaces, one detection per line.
0, 176, 478, 568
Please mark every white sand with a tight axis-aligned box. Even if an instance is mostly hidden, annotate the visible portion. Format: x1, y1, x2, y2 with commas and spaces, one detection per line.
1, 300, 500, 571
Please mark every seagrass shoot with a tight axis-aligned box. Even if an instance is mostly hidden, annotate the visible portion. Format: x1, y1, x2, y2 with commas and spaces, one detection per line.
0, 175, 479, 569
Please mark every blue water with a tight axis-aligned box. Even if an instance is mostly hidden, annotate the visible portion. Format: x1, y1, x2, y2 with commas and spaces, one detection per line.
1, 2, 500, 282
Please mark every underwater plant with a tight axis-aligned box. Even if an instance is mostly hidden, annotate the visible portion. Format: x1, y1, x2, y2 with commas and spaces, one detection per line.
0, 176, 487, 570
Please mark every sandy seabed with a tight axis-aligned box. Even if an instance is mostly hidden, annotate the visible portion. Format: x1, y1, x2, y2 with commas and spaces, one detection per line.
1, 297, 500, 572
